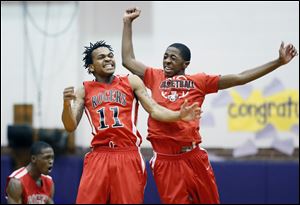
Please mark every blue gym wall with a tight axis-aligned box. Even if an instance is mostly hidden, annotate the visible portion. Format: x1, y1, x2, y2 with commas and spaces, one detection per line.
1, 155, 298, 204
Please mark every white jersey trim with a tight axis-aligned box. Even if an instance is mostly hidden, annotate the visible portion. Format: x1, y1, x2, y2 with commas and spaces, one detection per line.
150, 151, 157, 170
85, 107, 97, 135
138, 147, 146, 174
131, 98, 141, 147
14, 167, 28, 179
41, 174, 52, 180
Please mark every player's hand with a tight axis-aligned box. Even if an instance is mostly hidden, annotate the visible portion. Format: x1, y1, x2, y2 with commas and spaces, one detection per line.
123, 7, 141, 23
180, 100, 202, 121
279, 41, 298, 65
45, 196, 54, 204
63, 86, 76, 104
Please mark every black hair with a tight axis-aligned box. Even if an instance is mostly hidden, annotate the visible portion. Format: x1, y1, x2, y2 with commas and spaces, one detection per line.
168, 43, 191, 61
82, 40, 114, 73
30, 141, 52, 156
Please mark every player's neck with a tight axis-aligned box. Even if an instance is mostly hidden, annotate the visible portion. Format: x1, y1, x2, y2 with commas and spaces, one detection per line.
26, 164, 41, 181
178, 70, 185, 76
95, 74, 115, 84
166, 70, 185, 78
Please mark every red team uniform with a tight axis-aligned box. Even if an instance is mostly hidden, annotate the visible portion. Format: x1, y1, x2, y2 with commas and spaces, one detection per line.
144, 68, 220, 204
76, 75, 146, 204
6, 167, 53, 204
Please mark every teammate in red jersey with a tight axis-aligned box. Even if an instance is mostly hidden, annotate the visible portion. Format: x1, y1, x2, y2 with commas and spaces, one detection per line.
62, 41, 201, 204
122, 7, 298, 204
6, 141, 55, 204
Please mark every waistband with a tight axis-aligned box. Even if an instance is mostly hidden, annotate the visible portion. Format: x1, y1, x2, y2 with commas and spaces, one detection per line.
180, 142, 197, 153
155, 146, 206, 160
91, 145, 139, 152
150, 139, 199, 154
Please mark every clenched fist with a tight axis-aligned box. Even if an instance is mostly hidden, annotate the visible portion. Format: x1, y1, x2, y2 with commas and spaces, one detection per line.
123, 7, 141, 23
63, 86, 76, 103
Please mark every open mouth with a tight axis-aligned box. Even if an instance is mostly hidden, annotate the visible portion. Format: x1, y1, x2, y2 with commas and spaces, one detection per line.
104, 64, 114, 69
164, 66, 173, 72
48, 166, 53, 173
164, 68, 174, 75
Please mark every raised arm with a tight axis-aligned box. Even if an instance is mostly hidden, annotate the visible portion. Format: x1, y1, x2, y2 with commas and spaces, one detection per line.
129, 75, 201, 122
122, 7, 147, 79
62, 86, 85, 132
218, 42, 298, 90
6, 178, 23, 204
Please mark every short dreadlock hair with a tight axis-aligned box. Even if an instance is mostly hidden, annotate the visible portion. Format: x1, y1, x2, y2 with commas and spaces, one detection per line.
82, 40, 114, 73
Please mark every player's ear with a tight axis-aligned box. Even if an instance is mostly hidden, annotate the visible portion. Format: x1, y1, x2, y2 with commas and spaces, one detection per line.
183, 61, 190, 69
88, 65, 94, 73
31, 155, 37, 163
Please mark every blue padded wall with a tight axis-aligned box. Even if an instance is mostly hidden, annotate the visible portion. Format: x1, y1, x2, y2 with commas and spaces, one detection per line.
1, 155, 299, 204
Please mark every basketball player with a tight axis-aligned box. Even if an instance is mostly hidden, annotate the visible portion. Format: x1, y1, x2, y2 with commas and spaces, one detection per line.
62, 41, 201, 203
6, 141, 55, 204
122, 7, 298, 204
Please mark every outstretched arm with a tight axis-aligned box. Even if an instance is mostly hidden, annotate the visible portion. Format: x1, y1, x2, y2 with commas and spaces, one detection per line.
6, 178, 23, 204
62, 86, 85, 132
129, 75, 201, 122
218, 42, 298, 90
122, 7, 148, 79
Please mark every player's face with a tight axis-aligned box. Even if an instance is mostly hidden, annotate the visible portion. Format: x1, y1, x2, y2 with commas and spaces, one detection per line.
34, 147, 54, 175
163, 47, 186, 78
90, 47, 116, 77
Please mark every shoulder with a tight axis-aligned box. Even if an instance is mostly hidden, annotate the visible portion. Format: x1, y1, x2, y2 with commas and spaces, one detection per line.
128, 74, 143, 84
128, 74, 144, 90
41, 175, 54, 187
8, 177, 22, 186
190, 72, 220, 81
83, 80, 94, 85
145, 67, 164, 74
191, 72, 206, 78
42, 174, 53, 181
128, 74, 140, 81
8, 167, 28, 179
77, 85, 85, 92
115, 74, 131, 83
82, 81, 95, 90
75, 85, 85, 98
7, 177, 23, 193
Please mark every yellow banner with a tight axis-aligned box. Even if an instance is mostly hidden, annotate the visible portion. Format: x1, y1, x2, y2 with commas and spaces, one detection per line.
228, 90, 299, 131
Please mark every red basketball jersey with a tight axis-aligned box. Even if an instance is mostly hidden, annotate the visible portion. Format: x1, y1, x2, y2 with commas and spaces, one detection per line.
144, 68, 220, 144
84, 75, 142, 148
6, 167, 53, 204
